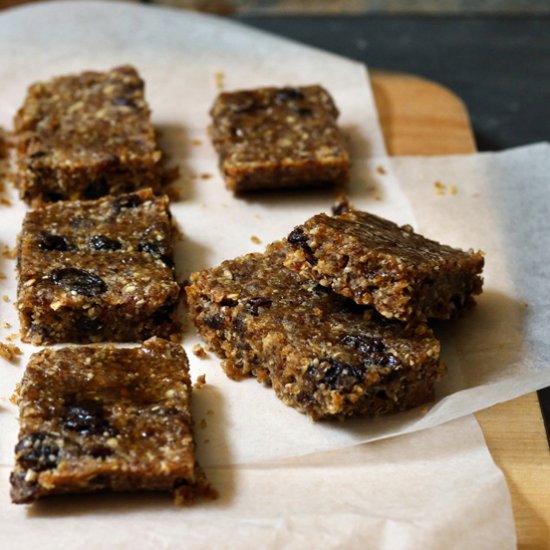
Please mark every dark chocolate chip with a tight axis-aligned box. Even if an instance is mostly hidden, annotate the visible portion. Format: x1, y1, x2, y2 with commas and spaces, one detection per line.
287, 226, 308, 248
287, 226, 317, 265
204, 314, 225, 330
232, 316, 246, 333
29, 150, 47, 159
38, 232, 70, 252
341, 334, 401, 368
220, 297, 238, 307
293, 106, 313, 117
86, 444, 114, 459
138, 241, 174, 268
44, 190, 67, 202
331, 197, 351, 216
152, 300, 177, 324
275, 87, 305, 103
308, 358, 365, 390
83, 176, 109, 200
244, 297, 272, 316
112, 194, 141, 213
50, 267, 108, 297
15, 432, 61, 472
89, 234, 121, 251
63, 402, 115, 436
74, 316, 102, 334
342, 334, 386, 354
111, 97, 137, 108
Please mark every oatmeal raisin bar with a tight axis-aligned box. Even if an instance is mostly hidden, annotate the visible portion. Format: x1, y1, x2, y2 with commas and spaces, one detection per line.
13, 65, 161, 203
186, 241, 444, 420
17, 188, 180, 344
209, 85, 350, 192
285, 209, 484, 322
10, 338, 214, 504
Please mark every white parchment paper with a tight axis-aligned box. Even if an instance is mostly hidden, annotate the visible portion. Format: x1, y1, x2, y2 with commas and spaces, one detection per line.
0, 1, 519, 545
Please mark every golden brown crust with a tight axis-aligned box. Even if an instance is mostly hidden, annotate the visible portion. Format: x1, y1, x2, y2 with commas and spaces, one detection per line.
13, 65, 161, 204
186, 241, 444, 420
285, 210, 484, 322
17, 188, 180, 344
209, 85, 350, 191
10, 338, 214, 504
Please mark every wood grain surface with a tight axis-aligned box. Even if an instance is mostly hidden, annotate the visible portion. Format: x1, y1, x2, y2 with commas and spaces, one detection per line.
371, 70, 550, 549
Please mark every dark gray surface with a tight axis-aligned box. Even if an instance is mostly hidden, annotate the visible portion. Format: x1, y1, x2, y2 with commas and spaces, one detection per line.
235, 15, 550, 151
236, 14, 550, 446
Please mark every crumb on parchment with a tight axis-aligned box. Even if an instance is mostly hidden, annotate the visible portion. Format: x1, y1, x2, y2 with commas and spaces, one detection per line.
434, 181, 458, 196
250, 235, 261, 245
0, 342, 22, 362
194, 374, 207, 390
192, 344, 208, 359
214, 71, 225, 90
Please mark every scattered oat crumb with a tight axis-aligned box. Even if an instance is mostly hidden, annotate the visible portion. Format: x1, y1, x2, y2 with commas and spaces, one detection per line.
203, 439, 210, 444
520, 301, 529, 308
192, 139, 203, 146
0, 272, 6, 280
0, 341, 22, 362
199, 418, 207, 430
250, 235, 261, 245
331, 195, 351, 216
206, 409, 215, 416
376, 165, 387, 175
434, 181, 446, 195
6, 333, 18, 342
2, 295, 10, 303
201, 173, 213, 180
193, 345, 209, 360
2, 322, 11, 329
214, 71, 225, 89
1, 245, 16, 259
0, 197, 11, 207
194, 373, 207, 390
434, 181, 457, 196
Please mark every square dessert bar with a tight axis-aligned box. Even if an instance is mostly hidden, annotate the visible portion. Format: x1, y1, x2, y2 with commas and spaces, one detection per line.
284, 209, 484, 322
186, 241, 444, 420
10, 338, 214, 504
17, 188, 180, 344
209, 85, 350, 192
13, 65, 161, 204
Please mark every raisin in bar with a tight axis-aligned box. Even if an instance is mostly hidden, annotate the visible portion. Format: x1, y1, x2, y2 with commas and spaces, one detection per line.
10, 338, 214, 504
209, 85, 350, 192
186, 241, 444, 420
13, 65, 161, 204
285, 209, 484, 322
17, 188, 180, 344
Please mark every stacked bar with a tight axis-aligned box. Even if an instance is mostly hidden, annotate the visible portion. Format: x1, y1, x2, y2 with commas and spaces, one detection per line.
186, 210, 484, 420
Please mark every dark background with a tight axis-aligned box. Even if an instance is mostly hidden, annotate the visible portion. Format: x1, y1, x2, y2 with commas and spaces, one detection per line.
236, 15, 550, 152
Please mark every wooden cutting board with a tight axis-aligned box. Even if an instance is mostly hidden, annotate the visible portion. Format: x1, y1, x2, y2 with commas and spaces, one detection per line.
371, 70, 550, 549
